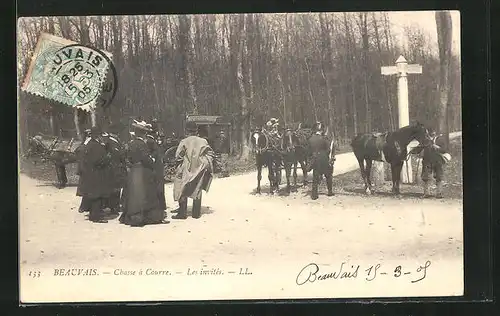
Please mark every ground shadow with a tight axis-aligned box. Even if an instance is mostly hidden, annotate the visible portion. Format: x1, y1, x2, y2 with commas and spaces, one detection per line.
249, 184, 303, 197
100, 212, 121, 221
300, 187, 350, 198
170, 205, 214, 217
343, 187, 424, 199
36, 182, 79, 188
83, 211, 121, 221
248, 172, 310, 196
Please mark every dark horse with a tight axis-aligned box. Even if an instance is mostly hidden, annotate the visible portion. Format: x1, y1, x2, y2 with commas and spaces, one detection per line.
281, 127, 310, 192
350, 122, 431, 195
25, 135, 82, 188
250, 129, 282, 194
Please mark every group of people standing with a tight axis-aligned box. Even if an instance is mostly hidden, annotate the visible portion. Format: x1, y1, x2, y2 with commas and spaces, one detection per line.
76, 119, 214, 226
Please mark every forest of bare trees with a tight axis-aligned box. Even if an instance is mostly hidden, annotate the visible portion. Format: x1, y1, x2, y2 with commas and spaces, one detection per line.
17, 13, 461, 156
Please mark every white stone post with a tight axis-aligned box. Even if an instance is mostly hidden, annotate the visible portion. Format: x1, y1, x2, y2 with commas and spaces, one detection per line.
381, 55, 422, 184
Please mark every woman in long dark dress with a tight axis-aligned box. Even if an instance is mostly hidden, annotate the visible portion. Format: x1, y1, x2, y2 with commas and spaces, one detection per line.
119, 120, 168, 227
146, 132, 167, 213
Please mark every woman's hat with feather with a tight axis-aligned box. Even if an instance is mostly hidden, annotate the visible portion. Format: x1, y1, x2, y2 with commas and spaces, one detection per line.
131, 119, 153, 132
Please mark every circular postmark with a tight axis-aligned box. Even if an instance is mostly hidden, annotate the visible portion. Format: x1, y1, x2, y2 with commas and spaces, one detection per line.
46, 44, 118, 110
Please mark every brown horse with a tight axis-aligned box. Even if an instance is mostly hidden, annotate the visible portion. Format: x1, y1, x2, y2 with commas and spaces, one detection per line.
351, 122, 431, 195
250, 129, 282, 194
281, 128, 310, 192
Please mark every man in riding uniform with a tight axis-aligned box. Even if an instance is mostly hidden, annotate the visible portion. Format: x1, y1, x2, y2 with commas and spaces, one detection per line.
307, 124, 334, 200
172, 122, 214, 219
266, 118, 281, 138
412, 130, 451, 198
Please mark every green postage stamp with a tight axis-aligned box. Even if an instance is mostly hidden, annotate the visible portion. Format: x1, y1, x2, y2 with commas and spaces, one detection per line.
21, 33, 115, 112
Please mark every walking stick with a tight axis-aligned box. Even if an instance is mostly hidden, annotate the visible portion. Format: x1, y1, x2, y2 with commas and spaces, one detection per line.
406, 159, 410, 183
415, 157, 420, 184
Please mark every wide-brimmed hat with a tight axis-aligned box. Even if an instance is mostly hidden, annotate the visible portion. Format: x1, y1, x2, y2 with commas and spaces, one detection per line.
132, 119, 153, 132
267, 118, 278, 127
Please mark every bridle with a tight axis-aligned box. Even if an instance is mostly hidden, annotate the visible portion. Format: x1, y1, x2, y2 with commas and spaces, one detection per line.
281, 129, 295, 153
252, 131, 268, 154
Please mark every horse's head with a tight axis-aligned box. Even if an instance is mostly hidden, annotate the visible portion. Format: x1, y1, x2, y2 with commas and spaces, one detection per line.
25, 135, 49, 159
281, 128, 296, 153
250, 130, 268, 154
410, 121, 433, 146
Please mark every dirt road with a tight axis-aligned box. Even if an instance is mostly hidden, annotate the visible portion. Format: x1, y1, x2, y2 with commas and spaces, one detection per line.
19, 151, 463, 302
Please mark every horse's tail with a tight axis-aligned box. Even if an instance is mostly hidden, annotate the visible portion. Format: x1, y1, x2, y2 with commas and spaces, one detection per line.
350, 134, 366, 160
350, 134, 361, 148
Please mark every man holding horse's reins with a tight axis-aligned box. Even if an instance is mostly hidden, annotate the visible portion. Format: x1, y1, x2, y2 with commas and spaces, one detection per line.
307, 124, 334, 200
410, 129, 451, 198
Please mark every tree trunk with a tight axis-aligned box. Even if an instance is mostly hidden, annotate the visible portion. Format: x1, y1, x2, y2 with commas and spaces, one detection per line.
74, 108, 82, 140
237, 15, 251, 159
319, 13, 334, 137
49, 106, 59, 136
359, 13, 371, 133
435, 11, 453, 148
382, 13, 396, 130
343, 13, 358, 136
178, 15, 198, 114
304, 57, 317, 121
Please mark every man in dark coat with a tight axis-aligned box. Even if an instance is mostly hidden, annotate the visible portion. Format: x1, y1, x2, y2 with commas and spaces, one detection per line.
172, 122, 214, 219
411, 130, 451, 198
307, 125, 335, 200
76, 126, 113, 223
102, 130, 127, 214
119, 120, 168, 227
77, 129, 91, 213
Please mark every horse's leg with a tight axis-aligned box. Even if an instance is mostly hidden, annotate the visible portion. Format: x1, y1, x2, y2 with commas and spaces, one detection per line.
365, 159, 374, 194
356, 157, 369, 194
256, 156, 262, 194
293, 160, 298, 190
268, 161, 275, 195
390, 163, 398, 195
275, 158, 282, 191
301, 153, 309, 186
284, 158, 291, 193
395, 161, 404, 195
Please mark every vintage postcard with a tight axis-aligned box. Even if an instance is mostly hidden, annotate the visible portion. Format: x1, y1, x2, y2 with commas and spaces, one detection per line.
18, 11, 463, 303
